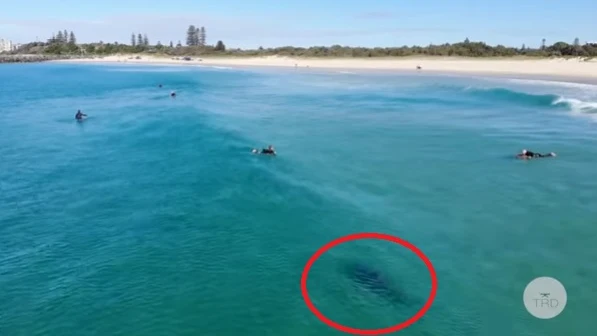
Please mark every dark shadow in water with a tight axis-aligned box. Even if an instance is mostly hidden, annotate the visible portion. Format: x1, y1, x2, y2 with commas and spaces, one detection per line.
343, 261, 418, 308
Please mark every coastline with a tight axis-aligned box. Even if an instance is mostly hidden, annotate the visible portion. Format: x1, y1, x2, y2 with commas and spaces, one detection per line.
50, 54, 597, 82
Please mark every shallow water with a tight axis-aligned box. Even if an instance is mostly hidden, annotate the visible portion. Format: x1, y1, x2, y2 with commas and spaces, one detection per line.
1, 63, 596, 335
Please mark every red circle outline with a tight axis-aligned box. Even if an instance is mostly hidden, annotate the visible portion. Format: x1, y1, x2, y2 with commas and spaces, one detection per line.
300, 232, 438, 335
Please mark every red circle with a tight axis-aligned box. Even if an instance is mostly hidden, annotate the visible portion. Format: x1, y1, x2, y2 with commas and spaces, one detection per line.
300, 232, 438, 335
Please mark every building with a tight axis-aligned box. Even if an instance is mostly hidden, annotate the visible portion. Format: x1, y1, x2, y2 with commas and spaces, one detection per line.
0, 39, 13, 52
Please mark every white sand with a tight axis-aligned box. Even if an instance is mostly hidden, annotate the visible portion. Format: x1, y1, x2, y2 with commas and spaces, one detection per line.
55, 54, 597, 79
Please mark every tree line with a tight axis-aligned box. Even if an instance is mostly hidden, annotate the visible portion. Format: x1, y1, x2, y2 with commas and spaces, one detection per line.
234, 38, 597, 58
9, 31, 597, 58
48, 30, 77, 45
131, 33, 150, 47
43, 30, 79, 54
186, 25, 206, 46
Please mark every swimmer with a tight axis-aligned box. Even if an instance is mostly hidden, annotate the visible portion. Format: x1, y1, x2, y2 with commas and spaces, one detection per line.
170, 91, 176, 98
252, 145, 276, 155
159, 84, 163, 88
75, 110, 87, 120
516, 149, 556, 160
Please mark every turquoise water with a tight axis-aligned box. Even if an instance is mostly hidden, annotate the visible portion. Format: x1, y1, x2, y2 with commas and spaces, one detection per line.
1, 63, 596, 336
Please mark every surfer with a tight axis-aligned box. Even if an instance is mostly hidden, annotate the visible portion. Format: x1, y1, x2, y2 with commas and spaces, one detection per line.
170, 91, 176, 98
252, 145, 276, 155
516, 149, 556, 159
158, 84, 163, 88
75, 110, 87, 120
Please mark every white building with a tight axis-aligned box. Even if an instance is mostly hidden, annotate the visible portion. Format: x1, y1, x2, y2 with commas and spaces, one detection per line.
0, 39, 13, 52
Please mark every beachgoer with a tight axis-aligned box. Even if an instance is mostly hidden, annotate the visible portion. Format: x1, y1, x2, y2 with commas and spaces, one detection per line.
170, 91, 176, 98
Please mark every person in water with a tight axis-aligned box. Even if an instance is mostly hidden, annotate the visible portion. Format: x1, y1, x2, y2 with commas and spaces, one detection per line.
75, 110, 87, 120
252, 145, 276, 155
170, 91, 176, 98
517, 149, 556, 159
159, 84, 163, 88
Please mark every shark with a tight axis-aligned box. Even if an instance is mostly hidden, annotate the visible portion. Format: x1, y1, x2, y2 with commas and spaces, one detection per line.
345, 262, 416, 307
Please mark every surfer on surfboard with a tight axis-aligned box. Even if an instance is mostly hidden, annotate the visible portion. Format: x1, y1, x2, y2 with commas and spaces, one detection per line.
516, 149, 556, 160
75, 110, 87, 121
252, 145, 276, 155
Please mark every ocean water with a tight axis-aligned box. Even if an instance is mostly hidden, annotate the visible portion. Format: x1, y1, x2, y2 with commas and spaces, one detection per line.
1, 63, 596, 336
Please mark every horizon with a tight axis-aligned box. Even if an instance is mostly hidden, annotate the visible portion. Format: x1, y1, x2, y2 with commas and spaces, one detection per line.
1, 0, 596, 49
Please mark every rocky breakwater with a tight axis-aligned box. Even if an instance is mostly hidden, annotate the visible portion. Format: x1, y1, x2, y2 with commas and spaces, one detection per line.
0, 54, 79, 64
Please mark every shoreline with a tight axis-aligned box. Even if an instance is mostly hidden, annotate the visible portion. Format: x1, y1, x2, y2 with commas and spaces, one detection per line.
50, 54, 597, 83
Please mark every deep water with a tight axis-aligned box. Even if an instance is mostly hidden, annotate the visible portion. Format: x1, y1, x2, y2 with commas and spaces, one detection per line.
1, 63, 596, 336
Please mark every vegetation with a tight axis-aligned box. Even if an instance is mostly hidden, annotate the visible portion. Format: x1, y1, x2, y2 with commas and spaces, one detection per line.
186, 25, 207, 46
39, 29, 80, 54
6, 28, 597, 59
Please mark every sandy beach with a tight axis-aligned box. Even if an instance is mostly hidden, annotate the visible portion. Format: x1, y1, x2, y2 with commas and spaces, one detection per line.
53, 54, 597, 79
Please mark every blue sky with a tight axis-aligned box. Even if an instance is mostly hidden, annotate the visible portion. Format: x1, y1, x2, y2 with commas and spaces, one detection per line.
1, 0, 596, 49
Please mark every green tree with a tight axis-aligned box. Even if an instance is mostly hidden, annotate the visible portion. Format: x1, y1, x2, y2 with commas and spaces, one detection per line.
104, 44, 115, 54
541, 38, 546, 50
131, 33, 136, 46
169, 41, 173, 48
186, 25, 197, 46
56, 31, 64, 44
68, 31, 76, 45
143, 34, 149, 46
137, 33, 143, 46
177, 40, 182, 48
199, 26, 206, 46
63, 30, 68, 43
215, 40, 226, 51
573, 37, 580, 47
